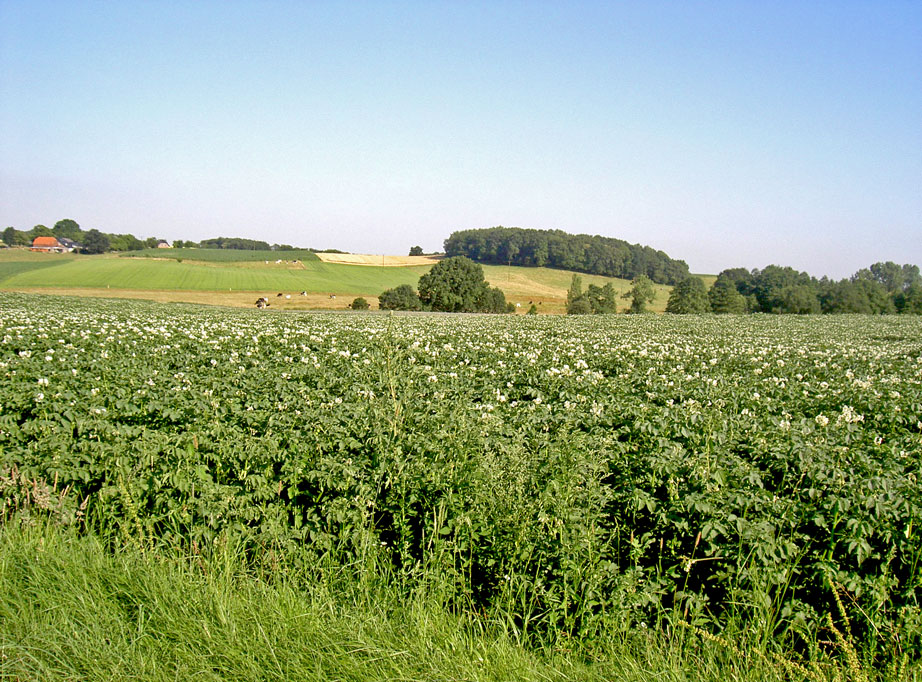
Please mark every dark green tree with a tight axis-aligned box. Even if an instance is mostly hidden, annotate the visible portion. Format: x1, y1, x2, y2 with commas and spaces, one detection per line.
895, 282, 922, 314
29, 224, 53, 239
778, 285, 821, 314
443, 226, 689, 284
350, 297, 370, 310
52, 219, 83, 241
378, 284, 422, 311
708, 275, 747, 314
750, 265, 816, 313
3, 227, 23, 246
566, 274, 591, 314
666, 276, 710, 314
476, 286, 511, 313
586, 282, 617, 314
82, 229, 110, 254
868, 262, 904, 292
526, 304, 538, 315
409, 246, 423, 256
107, 233, 144, 251
622, 275, 656, 314
417, 256, 490, 312
145, 237, 160, 249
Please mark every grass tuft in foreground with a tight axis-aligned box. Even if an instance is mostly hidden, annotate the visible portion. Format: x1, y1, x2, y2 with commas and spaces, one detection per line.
1, 521, 914, 681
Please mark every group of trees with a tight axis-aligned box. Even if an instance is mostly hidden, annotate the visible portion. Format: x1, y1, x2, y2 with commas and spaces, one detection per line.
1, 219, 145, 254
444, 226, 690, 285
566, 274, 658, 315
200, 237, 271, 250
2, 222, 320, 255
379, 256, 513, 313
665, 261, 922, 315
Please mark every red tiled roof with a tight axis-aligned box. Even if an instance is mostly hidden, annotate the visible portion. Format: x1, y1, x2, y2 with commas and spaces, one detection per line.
32, 236, 60, 247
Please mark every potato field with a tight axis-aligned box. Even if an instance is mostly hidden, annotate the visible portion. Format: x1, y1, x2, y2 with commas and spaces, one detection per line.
1, 293, 920, 661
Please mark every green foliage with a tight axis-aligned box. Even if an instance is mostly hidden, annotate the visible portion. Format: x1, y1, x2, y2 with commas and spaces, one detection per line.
2, 294, 921, 664
895, 282, 922, 314
587, 283, 617, 314
445, 226, 690, 285
409, 246, 424, 256
709, 275, 747, 314
30, 224, 54, 239
566, 275, 589, 315
3, 226, 29, 246
200, 236, 272, 250
378, 284, 422, 310
7, 523, 885, 682
567, 276, 616, 315
82, 229, 110, 254
417, 256, 501, 313
52, 219, 83, 241
350, 297, 370, 310
526, 304, 538, 315
666, 277, 710, 314
476, 285, 511, 313
622, 275, 656, 313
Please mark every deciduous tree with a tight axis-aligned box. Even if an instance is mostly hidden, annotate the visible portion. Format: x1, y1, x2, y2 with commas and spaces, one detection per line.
708, 275, 747, 314
666, 277, 710, 314
417, 256, 489, 312
622, 275, 656, 314
378, 284, 422, 311
82, 229, 110, 254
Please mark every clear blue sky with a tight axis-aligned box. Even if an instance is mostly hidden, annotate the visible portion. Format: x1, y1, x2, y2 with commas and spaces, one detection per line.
2, 1, 920, 278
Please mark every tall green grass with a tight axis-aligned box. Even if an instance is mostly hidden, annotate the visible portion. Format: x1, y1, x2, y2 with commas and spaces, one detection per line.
2, 520, 893, 682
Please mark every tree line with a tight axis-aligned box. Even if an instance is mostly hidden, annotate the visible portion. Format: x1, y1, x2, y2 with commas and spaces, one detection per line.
664, 262, 922, 315
444, 226, 690, 285
1, 221, 333, 254
2, 219, 149, 254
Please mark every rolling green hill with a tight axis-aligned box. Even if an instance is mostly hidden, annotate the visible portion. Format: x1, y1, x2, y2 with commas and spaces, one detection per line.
0, 250, 427, 295
0, 248, 689, 312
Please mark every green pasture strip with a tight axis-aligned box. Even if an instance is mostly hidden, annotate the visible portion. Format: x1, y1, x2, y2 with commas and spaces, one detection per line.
0, 259, 71, 283
123, 248, 322, 262
0, 522, 822, 682
0, 258, 431, 294
0, 248, 79, 263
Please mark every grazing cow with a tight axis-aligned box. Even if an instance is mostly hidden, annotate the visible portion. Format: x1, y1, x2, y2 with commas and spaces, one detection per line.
255, 297, 270, 309
277, 293, 283, 297
299, 291, 307, 296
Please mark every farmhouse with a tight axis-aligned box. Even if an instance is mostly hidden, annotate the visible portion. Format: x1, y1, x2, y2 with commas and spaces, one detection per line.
30, 236, 65, 253
156, 240, 171, 248
58, 237, 82, 252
